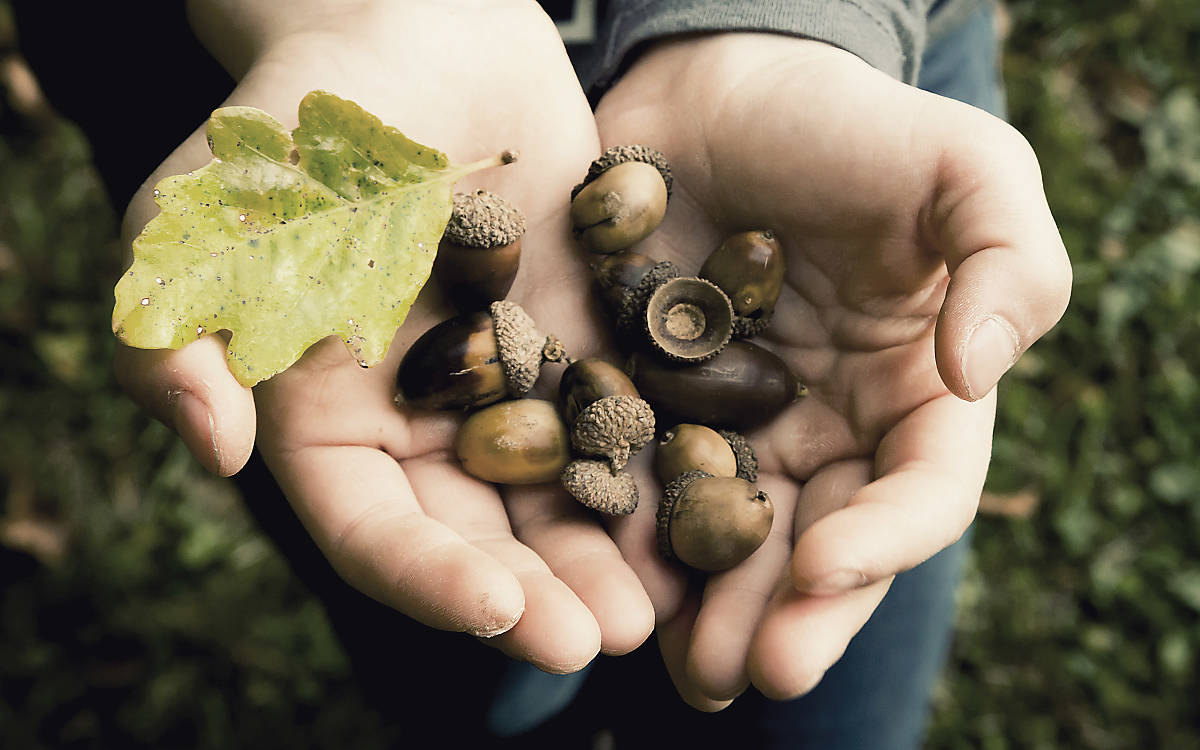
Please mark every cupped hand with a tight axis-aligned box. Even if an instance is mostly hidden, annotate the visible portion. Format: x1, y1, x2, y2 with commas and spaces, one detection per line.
593, 34, 1071, 707
112, 0, 653, 672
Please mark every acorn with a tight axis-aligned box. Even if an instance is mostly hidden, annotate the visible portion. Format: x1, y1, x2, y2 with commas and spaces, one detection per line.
433, 190, 525, 310
571, 395, 656, 472
643, 277, 733, 363
455, 399, 571, 484
561, 459, 639, 515
699, 230, 785, 338
570, 145, 672, 254
396, 301, 568, 410
717, 429, 759, 483
590, 252, 681, 333
626, 340, 804, 430
656, 471, 774, 572
558, 357, 641, 426
655, 424, 739, 484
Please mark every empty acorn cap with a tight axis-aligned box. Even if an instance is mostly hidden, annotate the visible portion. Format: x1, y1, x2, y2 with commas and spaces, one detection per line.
611, 259, 680, 333
490, 300, 566, 396
656, 470, 711, 561
571, 144, 674, 201
444, 190, 526, 248
561, 459, 639, 515
644, 277, 734, 363
571, 395, 656, 471
716, 429, 759, 482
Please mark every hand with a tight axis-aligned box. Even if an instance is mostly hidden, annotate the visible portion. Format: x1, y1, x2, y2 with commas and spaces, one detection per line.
593, 34, 1071, 707
113, 0, 653, 672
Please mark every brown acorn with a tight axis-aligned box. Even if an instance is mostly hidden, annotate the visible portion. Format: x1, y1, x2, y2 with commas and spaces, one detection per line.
561, 458, 639, 515
571, 395, 656, 472
699, 230, 785, 338
626, 340, 804, 430
455, 399, 571, 484
655, 424, 739, 484
396, 301, 568, 410
643, 277, 734, 363
558, 358, 641, 426
590, 252, 680, 333
433, 190, 525, 310
717, 429, 759, 482
656, 471, 774, 572
570, 145, 672, 254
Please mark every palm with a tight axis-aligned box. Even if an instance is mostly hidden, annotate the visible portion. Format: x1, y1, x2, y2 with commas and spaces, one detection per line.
117, 2, 653, 670
592, 33, 1059, 706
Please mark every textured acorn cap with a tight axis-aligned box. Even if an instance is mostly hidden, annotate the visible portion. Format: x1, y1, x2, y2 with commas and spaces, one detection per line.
656, 470, 712, 561
616, 260, 680, 333
571, 395, 656, 471
444, 190, 526, 248
571, 144, 673, 202
490, 300, 550, 396
717, 429, 759, 482
644, 277, 734, 363
561, 459, 639, 515
731, 313, 773, 340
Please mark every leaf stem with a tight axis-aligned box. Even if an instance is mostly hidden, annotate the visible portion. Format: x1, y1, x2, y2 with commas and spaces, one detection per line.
452, 149, 520, 180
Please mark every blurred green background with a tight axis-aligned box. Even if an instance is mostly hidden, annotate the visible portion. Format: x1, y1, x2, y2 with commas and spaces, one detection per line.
2, 1, 1198, 748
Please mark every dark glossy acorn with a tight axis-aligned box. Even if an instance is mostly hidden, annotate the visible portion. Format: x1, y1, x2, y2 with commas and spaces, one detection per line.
433, 190, 525, 310
643, 277, 733, 362
627, 340, 804, 430
699, 230, 785, 338
656, 471, 774, 572
558, 358, 641, 425
456, 399, 570, 484
590, 252, 680, 332
396, 301, 566, 410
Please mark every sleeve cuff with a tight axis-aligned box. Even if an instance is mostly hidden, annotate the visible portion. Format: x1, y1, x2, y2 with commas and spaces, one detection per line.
583, 0, 928, 96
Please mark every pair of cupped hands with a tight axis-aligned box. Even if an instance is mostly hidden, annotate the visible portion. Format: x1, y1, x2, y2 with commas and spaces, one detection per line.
116, 1, 1070, 709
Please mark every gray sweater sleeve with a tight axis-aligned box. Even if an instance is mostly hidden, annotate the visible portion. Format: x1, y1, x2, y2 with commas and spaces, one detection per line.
583, 0, 931, 93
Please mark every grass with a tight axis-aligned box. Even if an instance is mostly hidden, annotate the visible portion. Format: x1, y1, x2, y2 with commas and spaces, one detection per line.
2, 1, 1199, 747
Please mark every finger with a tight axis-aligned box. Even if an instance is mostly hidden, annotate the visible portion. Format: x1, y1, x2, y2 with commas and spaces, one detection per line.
792, 391, 994, 594
606, 450, 690, 624
682, 474, 799, 701
402, 456, 602, 673
506, 483, 655, 657
113, 337, 256, 475
264, 443, 527, 638
749, 578, 893, 700
658, 595, 732, 712
922, 100, 1072, 401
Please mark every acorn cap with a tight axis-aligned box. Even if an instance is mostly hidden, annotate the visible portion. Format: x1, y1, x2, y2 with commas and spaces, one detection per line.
656, 470, 712, 561
571, 144, 673, 202
444, 190, 526, 248
731, 313, 773, 340
571, 395, 656, 471
489, 300, 564, 396
561, 459, 639, 515
644, 277, 734, 363
616, 260, 680, 333
716, 429, 758, 482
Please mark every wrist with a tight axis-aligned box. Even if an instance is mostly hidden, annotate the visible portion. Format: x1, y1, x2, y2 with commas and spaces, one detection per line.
186, 0, 545, 80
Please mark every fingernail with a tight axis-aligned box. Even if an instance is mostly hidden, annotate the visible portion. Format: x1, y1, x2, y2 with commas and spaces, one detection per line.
798, 569, 867, 595
963, 316, 1019, 400
174, 392, 221, 474
470, 607, 524, 639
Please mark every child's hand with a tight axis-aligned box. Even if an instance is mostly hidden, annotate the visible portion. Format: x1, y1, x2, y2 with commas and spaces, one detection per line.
593, 33, 1071, 708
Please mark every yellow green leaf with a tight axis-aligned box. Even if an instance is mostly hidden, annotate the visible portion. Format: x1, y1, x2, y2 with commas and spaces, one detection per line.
113, 90, 508, 386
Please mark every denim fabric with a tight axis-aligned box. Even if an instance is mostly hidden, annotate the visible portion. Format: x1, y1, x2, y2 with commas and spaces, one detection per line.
486, 7, 1004, 746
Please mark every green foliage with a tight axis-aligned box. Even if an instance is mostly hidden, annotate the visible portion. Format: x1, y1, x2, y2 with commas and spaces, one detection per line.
115, 91, 496, 386
927, 2, 1200, 748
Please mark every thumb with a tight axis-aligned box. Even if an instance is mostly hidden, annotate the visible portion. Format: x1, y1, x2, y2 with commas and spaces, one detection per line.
923, 102, 1072, 400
